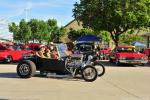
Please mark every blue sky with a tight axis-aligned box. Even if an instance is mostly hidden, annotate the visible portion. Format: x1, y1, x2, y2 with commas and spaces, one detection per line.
0, 0, 79, 40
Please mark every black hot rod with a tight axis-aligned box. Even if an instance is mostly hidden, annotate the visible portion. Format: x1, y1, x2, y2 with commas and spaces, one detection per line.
17, 43, 105, 82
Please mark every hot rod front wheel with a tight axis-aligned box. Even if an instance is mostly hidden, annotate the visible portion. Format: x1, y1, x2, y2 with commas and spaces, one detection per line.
17, 60, 36, 78
81, 65, 98, 82
93, 62, 105, 77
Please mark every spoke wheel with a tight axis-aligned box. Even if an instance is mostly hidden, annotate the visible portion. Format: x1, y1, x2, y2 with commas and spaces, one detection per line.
19, 64, 30, 76
82, 65, 97, 82
94, 62, 105, 77
17, 60, 36, 78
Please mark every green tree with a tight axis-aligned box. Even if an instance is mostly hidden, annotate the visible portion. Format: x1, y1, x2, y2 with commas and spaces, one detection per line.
98, 31, 111, 43
73, 0, 150, 46
19, 19, 31, 43
36, 20, 49, 43
120, 30, 144, 44
68, 28, 94, 41
47, 19, 65, 42
28, 19, 39, 42
9, 22, 19, 42
9, 18, 65, 43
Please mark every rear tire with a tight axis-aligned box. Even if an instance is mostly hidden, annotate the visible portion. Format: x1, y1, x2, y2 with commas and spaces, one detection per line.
17, 60, 36, 78
81, 65, 97, 82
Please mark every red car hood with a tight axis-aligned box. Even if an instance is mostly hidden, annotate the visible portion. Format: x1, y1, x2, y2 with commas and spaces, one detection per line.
117, 52, 146, 58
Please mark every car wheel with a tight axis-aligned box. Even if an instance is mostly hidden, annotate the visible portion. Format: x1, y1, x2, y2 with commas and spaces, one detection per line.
5, 56, 13, 63
81, 65, 97, 82
17, 60, 36, 78
93, 62, 105, 77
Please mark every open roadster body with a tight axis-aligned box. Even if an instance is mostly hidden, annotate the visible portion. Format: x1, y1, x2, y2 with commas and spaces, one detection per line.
17, 43, 105, 82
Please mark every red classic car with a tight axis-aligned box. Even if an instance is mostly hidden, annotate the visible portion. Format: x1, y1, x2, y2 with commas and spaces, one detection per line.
0, 43, 33, 63
26, 43, 42, 51
144, 48, 150, 63
109, 46, 148, 65
97, 48, 111, 60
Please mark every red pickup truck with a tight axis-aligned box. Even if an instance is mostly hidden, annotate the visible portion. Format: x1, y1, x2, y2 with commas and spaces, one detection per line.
0, 43, 33, 63
109, 46, 148, 65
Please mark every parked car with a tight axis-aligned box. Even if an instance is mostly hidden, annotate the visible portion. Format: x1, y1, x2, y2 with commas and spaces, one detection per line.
26, 43, 42, 52
17, 43, 105, 82
109, 46, 148, 65
144, 48, 150, 63
97, 48, 111, 60
0, 43, 33, 63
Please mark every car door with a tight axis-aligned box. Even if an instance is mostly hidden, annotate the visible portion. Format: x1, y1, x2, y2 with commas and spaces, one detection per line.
10, 45, 23, 61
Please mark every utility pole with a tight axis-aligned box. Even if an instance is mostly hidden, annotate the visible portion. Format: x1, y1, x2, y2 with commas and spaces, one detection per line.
24, 8, 29, 22
24, 2, 31, 22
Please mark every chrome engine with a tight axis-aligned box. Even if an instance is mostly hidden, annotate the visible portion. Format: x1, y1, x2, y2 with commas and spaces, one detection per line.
65, 54, 83, 75
65, 54, 83, 68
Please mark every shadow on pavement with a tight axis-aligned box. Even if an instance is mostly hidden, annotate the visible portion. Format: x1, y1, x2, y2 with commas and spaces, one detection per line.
0, 72, 85, 82
34, 74, 85, 82
0, 72, 18, 78
0, 99, 9, 100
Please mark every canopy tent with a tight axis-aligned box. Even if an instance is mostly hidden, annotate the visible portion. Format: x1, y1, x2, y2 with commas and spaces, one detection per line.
77, 35, 102, 42
132, 41, 146, 47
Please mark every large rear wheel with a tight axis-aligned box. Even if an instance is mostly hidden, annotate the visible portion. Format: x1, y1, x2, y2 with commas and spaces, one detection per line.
17, 60, 36, 78
81, 65, 97, 82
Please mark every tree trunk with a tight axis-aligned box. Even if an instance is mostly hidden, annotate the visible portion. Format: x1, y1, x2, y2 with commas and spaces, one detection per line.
114, 34, 119, 47
110, 32, 120, 47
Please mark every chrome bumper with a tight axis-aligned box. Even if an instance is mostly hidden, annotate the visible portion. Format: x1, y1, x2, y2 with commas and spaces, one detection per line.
119, 60, 148, 64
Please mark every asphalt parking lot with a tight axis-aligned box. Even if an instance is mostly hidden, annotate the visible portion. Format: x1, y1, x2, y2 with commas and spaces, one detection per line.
0, 63, 150, 100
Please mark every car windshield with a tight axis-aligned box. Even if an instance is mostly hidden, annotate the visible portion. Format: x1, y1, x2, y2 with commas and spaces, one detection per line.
117, 47, 136, 53
13, 45, 23, 50
79, 44, 93, 52
0, 44, 23, 50
56, 43, 68, 58
75, 43, 93, 52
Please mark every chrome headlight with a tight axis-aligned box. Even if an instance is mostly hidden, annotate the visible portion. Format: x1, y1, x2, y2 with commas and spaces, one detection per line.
142, 56, 148, 60
88, 55, 93, 61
